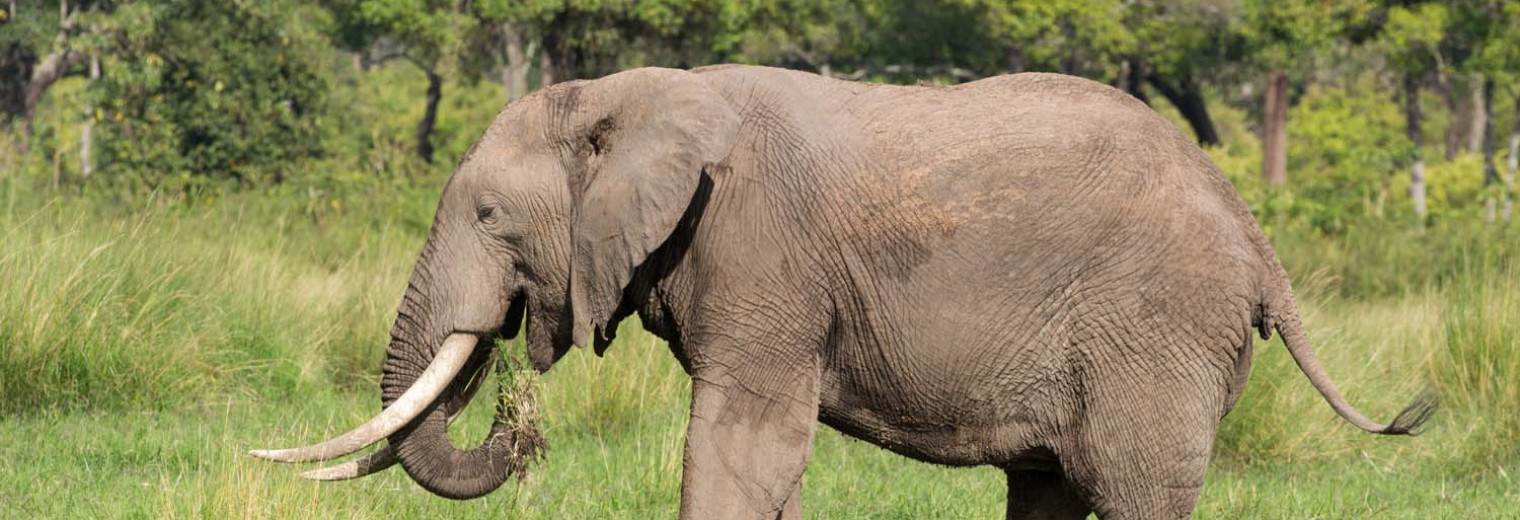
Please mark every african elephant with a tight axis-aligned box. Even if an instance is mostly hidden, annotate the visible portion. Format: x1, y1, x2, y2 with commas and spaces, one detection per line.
252, 65, 1434, 519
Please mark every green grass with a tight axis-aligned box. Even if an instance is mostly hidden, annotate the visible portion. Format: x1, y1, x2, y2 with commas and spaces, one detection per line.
3, 177, 1519, 518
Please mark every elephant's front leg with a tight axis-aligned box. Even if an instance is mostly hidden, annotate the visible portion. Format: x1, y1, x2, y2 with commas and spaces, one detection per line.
679, 352, 820, 520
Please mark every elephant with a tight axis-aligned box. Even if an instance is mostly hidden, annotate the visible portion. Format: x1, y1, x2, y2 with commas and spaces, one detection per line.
252, 65, 1435, 519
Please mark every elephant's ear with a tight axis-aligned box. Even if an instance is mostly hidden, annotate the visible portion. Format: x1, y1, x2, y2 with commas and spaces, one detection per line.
563, 68, 740, 348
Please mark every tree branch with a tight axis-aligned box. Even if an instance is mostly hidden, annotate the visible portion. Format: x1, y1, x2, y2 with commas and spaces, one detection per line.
20, 9, 88, 143
1146, 74, 1220, 146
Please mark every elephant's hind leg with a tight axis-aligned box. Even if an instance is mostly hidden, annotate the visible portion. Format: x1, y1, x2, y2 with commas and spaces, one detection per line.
1061, 385, 1218, 519
1005, 470, 1091, 520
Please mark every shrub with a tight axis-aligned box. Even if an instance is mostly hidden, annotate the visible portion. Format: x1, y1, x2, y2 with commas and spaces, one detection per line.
90, 0, 333, 193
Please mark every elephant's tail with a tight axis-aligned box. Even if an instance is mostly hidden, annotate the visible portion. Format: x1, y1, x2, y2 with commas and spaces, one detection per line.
1257, 286, 1438, 436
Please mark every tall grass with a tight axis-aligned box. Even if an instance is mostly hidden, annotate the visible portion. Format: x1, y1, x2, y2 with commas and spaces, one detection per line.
1269, 219, 1520, 299
0, 178, 428, 414
1213, 222, 1520, 474
1436, 261, 1520, 469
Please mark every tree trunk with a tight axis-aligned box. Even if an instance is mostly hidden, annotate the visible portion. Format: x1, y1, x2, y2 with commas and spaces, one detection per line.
416, 71, 442, 164
1149, 75, 1220, 147
1505, 93, 1518, 222
1468, 75, 1486, 154
538, 25, 578, 87
1058, 20, 1082, 77
1006, 46, 1024, 74
1442, 79, 1460, 160
1, 41, 36, 127
1262, 68, 1290, 187
79, 54, 98, 179
21, 48, 86, 147
1481, 76, 1498, 222
0, 29, 29, 124
538, 44, 555, 88
500, 65, 512, 101
1117, 57, 1149, 105
20, 6, 84, 149
1404, 72, 1426, 220
501, 24, 531, 101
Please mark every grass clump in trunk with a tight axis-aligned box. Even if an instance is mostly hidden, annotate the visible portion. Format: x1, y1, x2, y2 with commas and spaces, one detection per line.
494, 349, 548, 477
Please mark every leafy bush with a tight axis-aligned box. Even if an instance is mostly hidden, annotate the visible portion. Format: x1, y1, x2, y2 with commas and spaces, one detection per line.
1422, 153, 1490, 222
90, 0, 332, 192
1285, 80, 1412, 231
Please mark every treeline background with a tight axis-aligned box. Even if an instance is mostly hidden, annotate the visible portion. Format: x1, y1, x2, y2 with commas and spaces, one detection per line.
3, 1, 1520, 517
3, 0, 1519, 230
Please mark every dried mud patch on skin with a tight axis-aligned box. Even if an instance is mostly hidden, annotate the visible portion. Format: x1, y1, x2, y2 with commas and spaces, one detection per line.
495, 352, 548, 475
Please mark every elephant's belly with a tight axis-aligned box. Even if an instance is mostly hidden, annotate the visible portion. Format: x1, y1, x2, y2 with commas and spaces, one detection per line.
816, 259, 1078, 466
816, 400, 1054, 468
816, 367, 1058, 468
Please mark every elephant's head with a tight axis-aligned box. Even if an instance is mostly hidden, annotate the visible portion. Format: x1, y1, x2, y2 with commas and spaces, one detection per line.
251, 68, 740, 499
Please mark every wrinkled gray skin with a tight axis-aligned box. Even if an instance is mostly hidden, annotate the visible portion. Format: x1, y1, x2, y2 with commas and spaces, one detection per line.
377, 65, 1431, 518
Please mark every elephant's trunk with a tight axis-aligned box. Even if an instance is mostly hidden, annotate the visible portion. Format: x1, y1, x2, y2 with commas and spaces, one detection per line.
254, 238, 543, 498
247, 333, 480, 464
380, 287, 541, 500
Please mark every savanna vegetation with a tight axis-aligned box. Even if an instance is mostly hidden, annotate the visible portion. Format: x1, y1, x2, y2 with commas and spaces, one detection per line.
3, 0, 1519, 517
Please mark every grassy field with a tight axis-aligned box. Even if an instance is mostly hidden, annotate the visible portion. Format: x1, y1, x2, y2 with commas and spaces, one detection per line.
3, 175, 1519, 518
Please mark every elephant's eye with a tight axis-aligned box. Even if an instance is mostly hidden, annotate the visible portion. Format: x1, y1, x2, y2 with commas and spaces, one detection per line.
476, 204, 498, 224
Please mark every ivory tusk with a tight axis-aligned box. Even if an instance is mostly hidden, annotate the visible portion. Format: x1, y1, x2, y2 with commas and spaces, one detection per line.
297, 355, 491, 481
300, 445, 398, 481
248, 334, 478, 463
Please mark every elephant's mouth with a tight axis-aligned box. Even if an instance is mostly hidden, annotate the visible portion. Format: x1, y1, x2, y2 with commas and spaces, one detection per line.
498, 290, 528, 340
485, 286, 572, 374
479, 287, 562, 372
516, 285, 578, 373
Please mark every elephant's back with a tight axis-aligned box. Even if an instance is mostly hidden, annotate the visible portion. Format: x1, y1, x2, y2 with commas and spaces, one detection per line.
696, 64, 1275, 301
850, 73, 1265, 273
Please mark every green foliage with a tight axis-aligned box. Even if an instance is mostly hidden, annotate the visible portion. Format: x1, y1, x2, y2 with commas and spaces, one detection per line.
860, 0, 1136, 78
1424, 153, 1491, 221
0, 1, 68, 118
311, 63, 505, 182
1192, 78, 1429, 234
343, 0, 479, 69
962, 0, 1134, 75
1125, 0, 1240, 78
1381, 2, 1448, 73
1477, 2, 1520, 86
1235, 0, 1374, 70
1281, 81, 1412, 230
89, 0, 332, 192
722, 0, 867, 67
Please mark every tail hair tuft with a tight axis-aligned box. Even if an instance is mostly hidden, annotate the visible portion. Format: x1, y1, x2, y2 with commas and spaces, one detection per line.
1379, 389, 1440, 436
